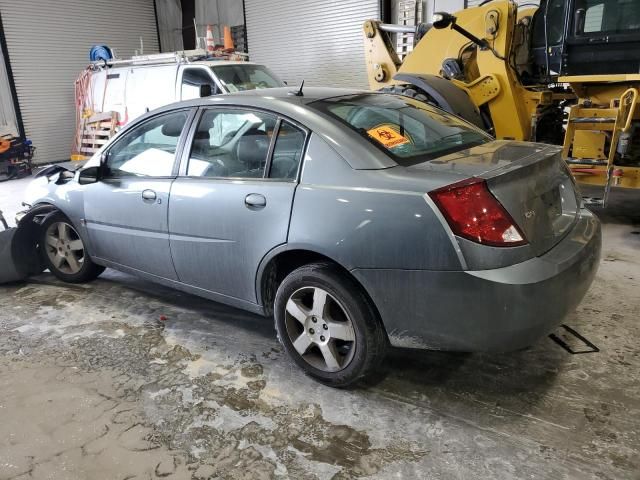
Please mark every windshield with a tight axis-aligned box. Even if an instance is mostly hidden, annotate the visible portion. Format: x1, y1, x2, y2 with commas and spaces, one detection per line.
212, 64, 284, 92
310, 94, 490, 166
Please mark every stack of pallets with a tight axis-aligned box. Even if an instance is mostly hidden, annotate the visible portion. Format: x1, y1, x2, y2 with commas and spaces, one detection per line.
75, 111, 118, 160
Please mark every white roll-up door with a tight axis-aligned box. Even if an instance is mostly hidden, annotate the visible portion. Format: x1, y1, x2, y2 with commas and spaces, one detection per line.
245, 0, 379, 89
0, 0, 159, 163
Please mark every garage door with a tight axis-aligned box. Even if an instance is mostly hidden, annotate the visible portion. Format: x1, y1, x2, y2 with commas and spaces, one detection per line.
0, 0, 159, 164
245, 0, 379, 89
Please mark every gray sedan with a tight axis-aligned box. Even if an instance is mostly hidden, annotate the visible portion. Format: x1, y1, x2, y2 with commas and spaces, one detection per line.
24, 88, 601, 387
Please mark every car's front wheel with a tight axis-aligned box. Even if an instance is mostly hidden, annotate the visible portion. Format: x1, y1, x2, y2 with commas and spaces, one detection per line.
40, 212, 105, 283
274, 262, 387, 387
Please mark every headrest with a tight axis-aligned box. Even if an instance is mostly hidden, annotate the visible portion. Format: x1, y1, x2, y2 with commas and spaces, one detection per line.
236, 129, 269, 169
161, 115, 185, 137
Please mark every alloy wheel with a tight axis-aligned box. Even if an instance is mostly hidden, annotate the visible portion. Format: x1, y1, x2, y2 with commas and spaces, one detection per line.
284, 286, 356, 372
45, 221, 85, 275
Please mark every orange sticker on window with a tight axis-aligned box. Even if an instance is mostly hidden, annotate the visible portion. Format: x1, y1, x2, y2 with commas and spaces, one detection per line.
367, 124, 410, 149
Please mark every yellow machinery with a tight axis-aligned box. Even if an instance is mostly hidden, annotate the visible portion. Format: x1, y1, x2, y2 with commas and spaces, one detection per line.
364, 0, 640, 205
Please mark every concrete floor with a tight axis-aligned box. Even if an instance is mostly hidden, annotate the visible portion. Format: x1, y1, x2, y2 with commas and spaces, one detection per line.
0, 175, 639, 480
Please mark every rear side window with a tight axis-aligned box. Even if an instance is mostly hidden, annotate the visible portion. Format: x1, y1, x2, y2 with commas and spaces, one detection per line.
310, 94, 490, 167
269, 121, 305, 180
187, 109, 277, 178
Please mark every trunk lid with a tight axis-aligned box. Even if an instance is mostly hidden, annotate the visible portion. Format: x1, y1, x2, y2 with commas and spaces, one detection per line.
408, 141, 581, 256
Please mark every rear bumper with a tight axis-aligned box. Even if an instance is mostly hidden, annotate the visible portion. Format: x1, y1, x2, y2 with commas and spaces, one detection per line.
352, 208, 602, 352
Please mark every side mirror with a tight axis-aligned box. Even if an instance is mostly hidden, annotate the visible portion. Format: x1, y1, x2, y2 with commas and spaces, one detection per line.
433, 12, 456, 30
78, 166, 100, 185
199, 84, 213, 98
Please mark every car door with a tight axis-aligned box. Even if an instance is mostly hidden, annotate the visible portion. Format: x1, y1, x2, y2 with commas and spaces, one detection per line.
83, 109, 193, 279
169, 108, 307, 302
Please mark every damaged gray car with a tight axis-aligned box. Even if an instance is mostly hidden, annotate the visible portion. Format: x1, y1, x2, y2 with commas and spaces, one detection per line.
13, 88, 601, 387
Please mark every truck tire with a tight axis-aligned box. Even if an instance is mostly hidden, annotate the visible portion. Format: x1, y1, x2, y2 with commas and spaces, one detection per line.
380, 84, 432, 103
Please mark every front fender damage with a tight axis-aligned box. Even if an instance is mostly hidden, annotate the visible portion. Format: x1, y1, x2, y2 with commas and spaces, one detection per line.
0, 205, 55, 284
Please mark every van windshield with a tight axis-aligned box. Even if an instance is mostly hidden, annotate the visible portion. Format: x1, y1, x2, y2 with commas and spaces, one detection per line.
212, 64, 284, 92
310, 94, 490, 167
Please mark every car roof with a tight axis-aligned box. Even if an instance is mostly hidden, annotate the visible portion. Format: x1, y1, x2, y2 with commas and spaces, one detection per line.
177, 87, 367, 105
194, 60, 260, 66
142, 87, 398, 170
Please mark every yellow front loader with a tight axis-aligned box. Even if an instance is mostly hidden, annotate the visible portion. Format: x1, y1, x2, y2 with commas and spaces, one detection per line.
364, 0, 640, 205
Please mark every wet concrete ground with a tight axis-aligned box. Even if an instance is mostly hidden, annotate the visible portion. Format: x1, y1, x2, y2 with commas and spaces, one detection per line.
0, 177, 639, 479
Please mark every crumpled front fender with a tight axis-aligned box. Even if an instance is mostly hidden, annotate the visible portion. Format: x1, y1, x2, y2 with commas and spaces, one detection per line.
0, 204, 55, 284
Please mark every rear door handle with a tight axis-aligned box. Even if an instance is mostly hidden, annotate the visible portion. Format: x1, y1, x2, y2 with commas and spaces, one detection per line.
245, 193, 266, 209
142, 189, 157, 202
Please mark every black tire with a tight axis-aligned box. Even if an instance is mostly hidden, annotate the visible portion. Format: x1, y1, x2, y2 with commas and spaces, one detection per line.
274, 262, 387, 388
381, 84, 432, 104
39, 211, 104, 283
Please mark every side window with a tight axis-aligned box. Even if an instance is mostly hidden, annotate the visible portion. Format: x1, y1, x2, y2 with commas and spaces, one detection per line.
104, 111, 188, 178
269, 121, 306, 180
181, 68, 218, 100
584, 1, 604, 33
187, 109, 277, 178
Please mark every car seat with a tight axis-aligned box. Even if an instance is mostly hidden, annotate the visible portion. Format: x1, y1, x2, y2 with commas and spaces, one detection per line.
269, 133, 304, 179
234, 128, 269, 177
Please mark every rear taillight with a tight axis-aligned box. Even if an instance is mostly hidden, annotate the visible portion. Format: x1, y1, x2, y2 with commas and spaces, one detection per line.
428, 178, 527, 247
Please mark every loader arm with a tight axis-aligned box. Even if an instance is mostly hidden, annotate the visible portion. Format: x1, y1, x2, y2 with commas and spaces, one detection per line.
363, 1, 560, 143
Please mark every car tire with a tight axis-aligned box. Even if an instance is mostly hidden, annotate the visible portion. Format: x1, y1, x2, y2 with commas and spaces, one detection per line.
274, 262, 388, 388
39, 212, 104, 283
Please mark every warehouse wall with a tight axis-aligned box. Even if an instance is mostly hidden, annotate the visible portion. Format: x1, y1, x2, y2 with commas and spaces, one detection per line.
0, 0, 159, 164
245, 0, 379, 89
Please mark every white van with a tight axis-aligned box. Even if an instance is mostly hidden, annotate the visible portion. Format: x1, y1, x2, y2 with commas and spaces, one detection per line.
81, 51, 285, 128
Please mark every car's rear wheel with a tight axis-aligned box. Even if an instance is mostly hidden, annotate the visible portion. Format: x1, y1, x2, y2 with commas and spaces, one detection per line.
40, 212, 104, 283
274, 262, 387, 387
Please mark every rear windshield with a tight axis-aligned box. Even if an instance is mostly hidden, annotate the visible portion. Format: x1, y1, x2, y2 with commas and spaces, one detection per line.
212, 64, 284, 92
310, 94, 490, 167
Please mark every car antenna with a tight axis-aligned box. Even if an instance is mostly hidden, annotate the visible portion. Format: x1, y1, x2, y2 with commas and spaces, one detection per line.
289, 80, 304, 97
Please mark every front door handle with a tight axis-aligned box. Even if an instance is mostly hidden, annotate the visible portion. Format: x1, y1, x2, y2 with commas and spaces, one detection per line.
142, 189, 157, 202
245, 193, 266, 209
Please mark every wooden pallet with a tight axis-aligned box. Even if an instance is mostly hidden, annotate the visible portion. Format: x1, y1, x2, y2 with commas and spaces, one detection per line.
76, 112, 118, 159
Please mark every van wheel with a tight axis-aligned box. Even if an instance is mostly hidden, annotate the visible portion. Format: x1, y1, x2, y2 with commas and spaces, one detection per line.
274, 262, 387, 388
40, 212, 104, 283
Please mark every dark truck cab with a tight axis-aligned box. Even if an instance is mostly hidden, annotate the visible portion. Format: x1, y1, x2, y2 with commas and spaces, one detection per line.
530, 0, 640, 80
